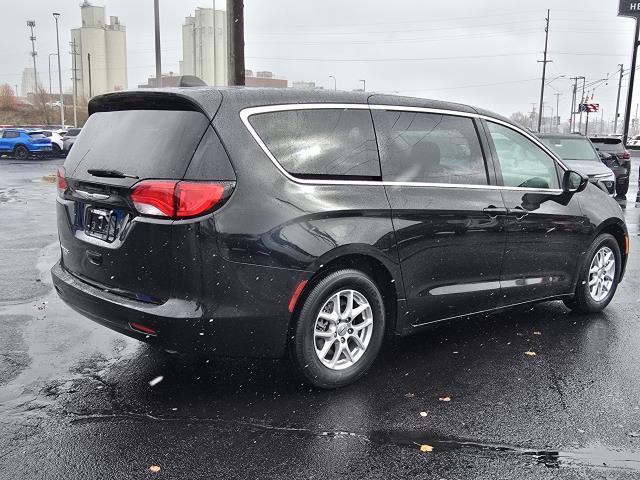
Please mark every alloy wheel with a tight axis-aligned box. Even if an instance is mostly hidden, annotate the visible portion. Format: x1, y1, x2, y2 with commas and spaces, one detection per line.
313, 289, 373, 370
588, 246, 615, 302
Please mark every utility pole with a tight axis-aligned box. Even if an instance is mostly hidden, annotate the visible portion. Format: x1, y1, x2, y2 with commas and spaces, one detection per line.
578, 77, 586, 133
614, 64, 624, 134
623, 20, 640, 145
87, 53, 92, 98
48, 53, 57, 100
70, 38, 78, 127
154, 0, 162, 87
52, 14, 64, 128
227, 0, 245, 85
569, 77, 578, 131
554, 93, 561, 131
537, 9, 551, 132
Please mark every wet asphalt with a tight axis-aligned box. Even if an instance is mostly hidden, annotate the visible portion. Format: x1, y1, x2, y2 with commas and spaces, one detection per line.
1, 156, 640, 480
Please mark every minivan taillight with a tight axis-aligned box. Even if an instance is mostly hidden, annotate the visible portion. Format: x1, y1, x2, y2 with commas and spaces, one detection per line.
56, 167, 67, 198
621, 151, 631, 160
130, 180, 228, 219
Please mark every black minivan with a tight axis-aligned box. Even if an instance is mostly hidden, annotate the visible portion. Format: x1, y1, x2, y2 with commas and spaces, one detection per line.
52, 88, 628, 388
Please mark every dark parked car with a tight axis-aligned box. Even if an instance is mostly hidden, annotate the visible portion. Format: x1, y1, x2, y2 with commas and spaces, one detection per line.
52, 89, 628, 388
537, 133, 616, 195
589, 137, 631, 197
62, 128, 82, 152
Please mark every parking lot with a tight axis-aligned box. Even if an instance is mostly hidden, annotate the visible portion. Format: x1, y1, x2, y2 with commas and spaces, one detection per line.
1, 155, 639, 479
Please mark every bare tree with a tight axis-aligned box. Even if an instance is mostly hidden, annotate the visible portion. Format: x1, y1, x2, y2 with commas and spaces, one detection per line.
0, 83, 17, 111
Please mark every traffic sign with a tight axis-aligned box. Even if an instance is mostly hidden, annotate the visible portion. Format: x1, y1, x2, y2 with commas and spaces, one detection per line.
619, 1, 640, 18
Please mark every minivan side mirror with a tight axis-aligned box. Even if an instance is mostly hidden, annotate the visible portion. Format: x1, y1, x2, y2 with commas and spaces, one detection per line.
562, 170, 588, 194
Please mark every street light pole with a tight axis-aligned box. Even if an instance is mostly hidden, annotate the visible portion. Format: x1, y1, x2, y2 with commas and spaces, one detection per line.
360, 79, 366, 92
329, 75, 336, 90
52, 13, 64, 128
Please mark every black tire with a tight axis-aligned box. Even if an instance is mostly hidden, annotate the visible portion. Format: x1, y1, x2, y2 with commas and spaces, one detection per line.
289, 269, 386, 389
616, 176, 629, 198
13, 145, 29, 160
563, 233, 621, 313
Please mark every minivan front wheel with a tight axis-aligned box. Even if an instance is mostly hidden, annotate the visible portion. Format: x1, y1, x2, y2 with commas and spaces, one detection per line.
564, 233, 621, 313
290, 269, 385, 388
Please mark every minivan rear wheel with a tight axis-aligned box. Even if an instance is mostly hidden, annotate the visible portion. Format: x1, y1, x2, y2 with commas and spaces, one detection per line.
289, 269, 385, 389
563, 233, 621, 313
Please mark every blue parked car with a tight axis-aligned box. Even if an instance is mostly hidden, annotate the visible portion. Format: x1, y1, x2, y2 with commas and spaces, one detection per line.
0, 129, 52, 159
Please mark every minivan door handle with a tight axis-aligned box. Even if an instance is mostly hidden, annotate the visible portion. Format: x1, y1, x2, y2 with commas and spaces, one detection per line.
509, 206, 529, 220
483, 205, 508, 217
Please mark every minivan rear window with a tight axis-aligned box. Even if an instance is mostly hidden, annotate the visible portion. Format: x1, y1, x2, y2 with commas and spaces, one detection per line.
249, 108, 381, 180
65, 110, 210, 182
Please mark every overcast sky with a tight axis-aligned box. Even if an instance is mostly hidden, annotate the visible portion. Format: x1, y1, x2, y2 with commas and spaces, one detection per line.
0, 0, 636, 123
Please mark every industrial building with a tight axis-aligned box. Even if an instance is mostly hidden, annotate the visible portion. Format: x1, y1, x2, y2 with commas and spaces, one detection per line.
20, 67, 42, 97
70, 1, 128, 100
245, 70, 288, 88
179, 8, 228, 86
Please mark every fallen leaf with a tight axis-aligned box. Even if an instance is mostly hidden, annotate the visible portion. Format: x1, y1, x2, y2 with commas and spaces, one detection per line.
524, 351, 537, 356
148, 376, 164, 387
149, 465, 161, 473
419, 411, 428, 417
404, 393, 415, 398
438, 396, 451, 402
533, 331, 542, 335
419, 444, 434, 452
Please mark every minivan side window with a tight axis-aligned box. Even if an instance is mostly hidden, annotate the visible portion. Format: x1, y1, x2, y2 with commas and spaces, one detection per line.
249, 108, 381, 180
3, 131, 19, 139
372, 110, 488, 185
487, 122, 560, 189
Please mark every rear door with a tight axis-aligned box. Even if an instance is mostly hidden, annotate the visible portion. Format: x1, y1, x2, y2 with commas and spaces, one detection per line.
484, 120, 587, 304
57, 106, 213, 303
372, 107, 507, 324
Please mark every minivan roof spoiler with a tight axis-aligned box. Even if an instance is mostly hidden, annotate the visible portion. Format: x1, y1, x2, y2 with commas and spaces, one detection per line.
88, 89, 222, 121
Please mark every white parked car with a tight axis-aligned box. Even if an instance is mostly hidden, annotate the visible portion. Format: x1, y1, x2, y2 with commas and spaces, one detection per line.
41, 130, 64, 156
627, 135, 640, 148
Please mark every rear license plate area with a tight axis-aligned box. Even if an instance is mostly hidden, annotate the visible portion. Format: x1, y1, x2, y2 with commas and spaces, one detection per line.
85, 207, 117, 242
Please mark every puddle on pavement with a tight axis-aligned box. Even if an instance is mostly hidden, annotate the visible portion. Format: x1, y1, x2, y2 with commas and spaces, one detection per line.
371, 430, 640, 471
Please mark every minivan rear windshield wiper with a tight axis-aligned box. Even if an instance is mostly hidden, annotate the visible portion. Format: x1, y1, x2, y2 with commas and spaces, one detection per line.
87, 169, 139, 179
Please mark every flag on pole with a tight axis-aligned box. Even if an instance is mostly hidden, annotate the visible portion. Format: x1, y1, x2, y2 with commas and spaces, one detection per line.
578, 103, 599, 113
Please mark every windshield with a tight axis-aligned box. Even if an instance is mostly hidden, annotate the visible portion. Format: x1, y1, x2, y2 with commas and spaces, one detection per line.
539, 137, 597, 161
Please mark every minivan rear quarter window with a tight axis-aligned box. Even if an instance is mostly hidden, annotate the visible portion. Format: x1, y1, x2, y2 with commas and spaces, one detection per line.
372, 110, 488, 185
249, 108, 381, 180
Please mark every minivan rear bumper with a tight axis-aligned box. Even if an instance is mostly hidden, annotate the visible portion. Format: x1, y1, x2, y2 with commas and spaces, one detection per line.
51, 260, 299, 358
